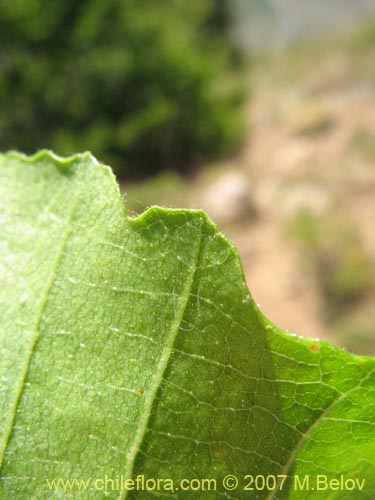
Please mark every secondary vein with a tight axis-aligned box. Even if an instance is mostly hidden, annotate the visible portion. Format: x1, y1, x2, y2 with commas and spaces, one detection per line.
265, 367, 375, 500
0, 176, 82, 473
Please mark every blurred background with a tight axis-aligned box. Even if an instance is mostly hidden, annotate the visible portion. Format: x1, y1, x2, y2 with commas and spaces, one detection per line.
1, 0, 374, 354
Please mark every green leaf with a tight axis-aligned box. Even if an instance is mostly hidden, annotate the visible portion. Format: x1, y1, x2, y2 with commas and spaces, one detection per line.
0, 151, 374, 499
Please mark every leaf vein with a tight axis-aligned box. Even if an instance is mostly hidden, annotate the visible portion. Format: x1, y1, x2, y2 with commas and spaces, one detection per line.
119, 219, 204, 500
0, 178, 82, 472
266, 367, 375, 500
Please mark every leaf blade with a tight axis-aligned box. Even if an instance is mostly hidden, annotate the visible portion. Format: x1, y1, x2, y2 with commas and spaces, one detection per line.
0, 151, 374, 499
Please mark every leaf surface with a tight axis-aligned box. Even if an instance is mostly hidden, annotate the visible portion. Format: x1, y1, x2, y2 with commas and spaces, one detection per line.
0, 151, 374, 499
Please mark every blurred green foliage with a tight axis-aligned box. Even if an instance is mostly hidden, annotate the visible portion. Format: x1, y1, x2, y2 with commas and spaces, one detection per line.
351, 128, 375, 162
288, 209, 373, 321
0, 0, 245, 178
123, 171, 190, 215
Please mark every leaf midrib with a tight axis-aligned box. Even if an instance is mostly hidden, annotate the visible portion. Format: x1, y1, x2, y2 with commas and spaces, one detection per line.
120, 218, 203, 500
0, 176, 82, 472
